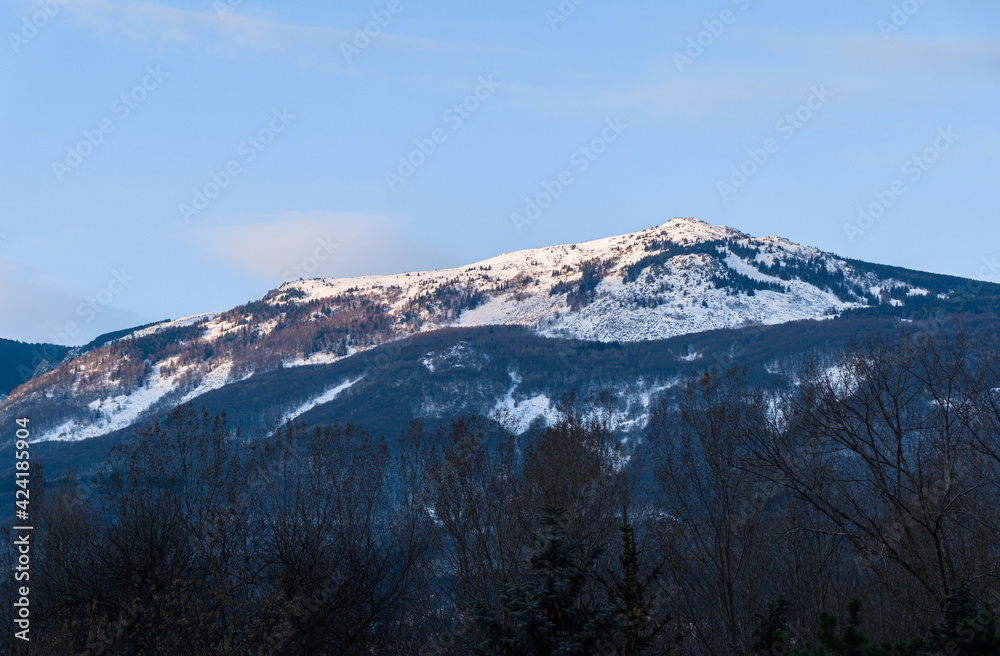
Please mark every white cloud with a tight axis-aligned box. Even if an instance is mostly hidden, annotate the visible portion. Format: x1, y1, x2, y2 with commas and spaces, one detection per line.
61, 0, 442, 64
754, 29, 1000, 72
506, 29, 1000, 121
195, 211, 452, 284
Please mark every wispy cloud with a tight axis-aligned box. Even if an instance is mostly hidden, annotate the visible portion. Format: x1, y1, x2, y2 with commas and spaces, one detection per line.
504, 69, 791, 121
504, 29, 1000, 122
194, 211, 452, 284
758, 29, 1000, 72
60, 0, 442, 65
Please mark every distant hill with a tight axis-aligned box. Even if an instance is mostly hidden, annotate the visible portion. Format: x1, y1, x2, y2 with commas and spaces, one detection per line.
0, 338, 71, 397
0, 321, 167, 399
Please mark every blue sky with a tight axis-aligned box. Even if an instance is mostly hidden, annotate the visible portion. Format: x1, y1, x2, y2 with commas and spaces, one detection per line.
1, 0, 998, 344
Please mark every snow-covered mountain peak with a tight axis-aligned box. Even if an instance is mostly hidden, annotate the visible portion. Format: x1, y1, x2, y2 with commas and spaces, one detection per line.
656, 217, 745, 244
6, 217, 974, 443
275, 218, 749, 303
95, 218, 869, 356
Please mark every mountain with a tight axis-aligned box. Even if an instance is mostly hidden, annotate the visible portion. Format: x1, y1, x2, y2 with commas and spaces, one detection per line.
0, 322, 171, 399
2, 217, 998, 472
0, 338, 71, 400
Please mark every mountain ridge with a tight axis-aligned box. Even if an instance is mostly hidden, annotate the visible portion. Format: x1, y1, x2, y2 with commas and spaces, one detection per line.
3, 217, 999, 445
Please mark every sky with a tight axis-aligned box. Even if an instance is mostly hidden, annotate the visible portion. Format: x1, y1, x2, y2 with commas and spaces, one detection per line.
1, 0, 998, 345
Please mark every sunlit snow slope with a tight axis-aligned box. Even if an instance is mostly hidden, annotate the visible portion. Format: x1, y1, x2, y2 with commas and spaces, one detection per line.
1, 217, 981, 442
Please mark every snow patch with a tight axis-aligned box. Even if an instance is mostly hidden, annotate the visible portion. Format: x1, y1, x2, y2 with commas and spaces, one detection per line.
36, 363, 186, 442
283, 350, 348, 368
492, 369, 558, 432
284, 376, 364, 423
496, 393, 557, 434
178, 361, 238, 405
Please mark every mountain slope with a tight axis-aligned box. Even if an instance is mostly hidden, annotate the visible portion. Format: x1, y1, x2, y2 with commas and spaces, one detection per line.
0, 338, 71, 399
3, 314, 935, 487
2, 217, 999, 445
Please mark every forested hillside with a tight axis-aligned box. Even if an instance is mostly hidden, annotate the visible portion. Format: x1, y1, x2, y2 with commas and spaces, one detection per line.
2, 326, 998, 655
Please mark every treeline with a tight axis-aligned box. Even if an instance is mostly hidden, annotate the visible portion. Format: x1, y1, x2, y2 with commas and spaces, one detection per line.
551, 258, 615, 310
2, 329, 1000, 655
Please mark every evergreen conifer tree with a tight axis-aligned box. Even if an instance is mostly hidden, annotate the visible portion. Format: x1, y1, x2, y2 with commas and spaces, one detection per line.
465, 504, 618, 656
604, 510, 681, 656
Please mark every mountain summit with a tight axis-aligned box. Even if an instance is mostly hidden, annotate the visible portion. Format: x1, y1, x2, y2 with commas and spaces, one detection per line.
2, 218, 995, 444
276, 216, 842, 343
